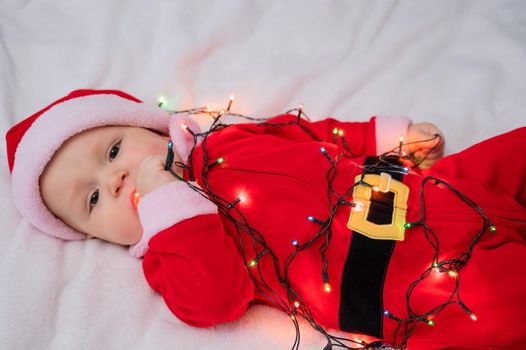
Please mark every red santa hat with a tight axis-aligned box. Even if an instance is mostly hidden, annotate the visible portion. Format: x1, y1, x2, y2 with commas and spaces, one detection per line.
6, 89, 196, 241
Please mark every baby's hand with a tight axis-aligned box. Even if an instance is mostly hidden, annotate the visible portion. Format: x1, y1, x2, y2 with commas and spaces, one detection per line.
135, 154, 178, 196
406, 122, 445, 169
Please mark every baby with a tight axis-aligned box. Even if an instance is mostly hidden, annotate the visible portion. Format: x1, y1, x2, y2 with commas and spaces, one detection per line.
6, 89, 526, 349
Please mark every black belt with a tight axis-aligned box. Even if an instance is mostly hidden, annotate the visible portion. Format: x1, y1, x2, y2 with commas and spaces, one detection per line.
338, 156, 402, 338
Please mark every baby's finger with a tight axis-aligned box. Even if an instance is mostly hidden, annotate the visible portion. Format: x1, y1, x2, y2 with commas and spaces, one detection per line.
139, 154, 166, 171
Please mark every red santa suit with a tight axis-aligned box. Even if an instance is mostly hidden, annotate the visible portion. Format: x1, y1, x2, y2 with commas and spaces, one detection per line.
130, 114, 526, 349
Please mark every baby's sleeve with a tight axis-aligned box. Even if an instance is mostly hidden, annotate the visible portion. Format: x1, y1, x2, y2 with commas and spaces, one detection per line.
304, 115, 411, 156
265, 114, 411, 157
373, 115, 412, 155
138, 181, 254, 327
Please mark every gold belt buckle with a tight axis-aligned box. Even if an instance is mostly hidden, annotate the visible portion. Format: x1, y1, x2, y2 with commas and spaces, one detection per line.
347, 172, 410, 241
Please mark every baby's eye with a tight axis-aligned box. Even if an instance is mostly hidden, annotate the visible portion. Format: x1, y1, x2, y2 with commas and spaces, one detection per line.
89, 190, 99, 211
109, 142, 121, 161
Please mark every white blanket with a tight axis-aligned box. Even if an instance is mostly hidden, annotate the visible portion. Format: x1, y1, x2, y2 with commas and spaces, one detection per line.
1, 1, 525, 349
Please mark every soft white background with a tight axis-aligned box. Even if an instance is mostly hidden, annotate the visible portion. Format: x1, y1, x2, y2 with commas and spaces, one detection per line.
1, 0, 525, 349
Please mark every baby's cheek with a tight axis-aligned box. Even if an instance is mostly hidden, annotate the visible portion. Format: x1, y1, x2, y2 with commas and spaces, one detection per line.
121, 210, 143, 245
127, 218, 144, 245
128, 141, 162, 158
100, 204, 142, 245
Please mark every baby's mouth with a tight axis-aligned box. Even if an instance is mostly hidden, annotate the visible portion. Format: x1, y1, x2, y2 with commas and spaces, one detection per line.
130, 188, 140, 210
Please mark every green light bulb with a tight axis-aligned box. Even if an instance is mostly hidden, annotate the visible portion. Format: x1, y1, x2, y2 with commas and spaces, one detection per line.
158, 95, 168, 107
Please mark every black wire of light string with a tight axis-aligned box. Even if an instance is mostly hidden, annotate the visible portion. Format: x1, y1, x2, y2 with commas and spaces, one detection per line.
199, 126, 301, 314
195, 120, 379, 350
167, 161, 306, 350
166, 108, 387, 349
384, 175, 492, 348
164, 106, 493, 349
190, 122, 309, 349
169, 108, 478, 348
179, 113, 480, 350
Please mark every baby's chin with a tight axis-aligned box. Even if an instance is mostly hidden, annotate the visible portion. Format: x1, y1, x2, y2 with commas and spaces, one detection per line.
91, 226, 143, 246
128, 231, 143, 246
117, 229, 143, 246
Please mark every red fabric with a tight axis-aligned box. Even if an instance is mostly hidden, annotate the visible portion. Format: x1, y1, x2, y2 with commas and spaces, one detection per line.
143, 214, 254, 326
384, 127, 526, 349
142, 114, 526, 348
143, 114, 376, 328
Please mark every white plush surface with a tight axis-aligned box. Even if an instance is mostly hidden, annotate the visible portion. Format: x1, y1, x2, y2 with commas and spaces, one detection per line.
1, 1, 525, 349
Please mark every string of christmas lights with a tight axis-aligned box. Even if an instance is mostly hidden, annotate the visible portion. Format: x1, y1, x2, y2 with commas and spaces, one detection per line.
157, 94, 493, 350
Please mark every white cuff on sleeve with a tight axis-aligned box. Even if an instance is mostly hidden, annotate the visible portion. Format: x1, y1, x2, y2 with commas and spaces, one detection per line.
374, 116, 412, 155
128, 181, 217, 258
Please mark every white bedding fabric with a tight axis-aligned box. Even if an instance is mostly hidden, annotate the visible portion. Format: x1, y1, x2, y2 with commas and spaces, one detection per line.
1, 1, 525, 349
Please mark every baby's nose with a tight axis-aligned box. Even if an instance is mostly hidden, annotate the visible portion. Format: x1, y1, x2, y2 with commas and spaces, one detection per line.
109, 169, 128, 196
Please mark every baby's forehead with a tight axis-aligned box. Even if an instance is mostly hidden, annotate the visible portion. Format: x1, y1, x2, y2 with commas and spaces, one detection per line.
45, 126, 120, 173
59, 125, 125, 150
75, 124, 126, 137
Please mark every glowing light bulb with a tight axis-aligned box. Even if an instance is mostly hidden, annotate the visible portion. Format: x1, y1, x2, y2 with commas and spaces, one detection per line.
470, 314, 478, 321
208, 157, 225, 168
324, 283, 331, 293
404, 222, 413, 229
383, 310, 401, 321
448, 270, 458, 278
227, 95, 235, 111
353, 202, 364, 212
294, 301, 300, 308
307, 216, 325, 225
249, 259, 257, 267
227, 193, 246, 209
296, 103, 304, 119
158, 95, 168, 108
432, 263, 440, 273
339, 130, 344, 137
490, 225, 496, 233
291, 239, 298, 247
319, 146, 334, 162
181, 123, 189, 132
333, 128, 338, 135
399, 136, 404, 143
426, 319, 435, 326
131, 189, 140, 210
373, 186, 380, 192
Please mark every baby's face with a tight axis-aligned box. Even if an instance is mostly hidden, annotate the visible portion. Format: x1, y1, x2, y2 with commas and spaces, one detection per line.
40, 126, 170, 245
